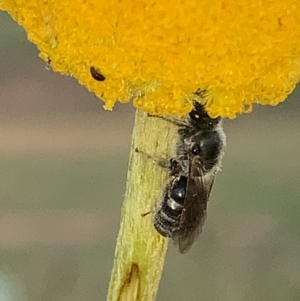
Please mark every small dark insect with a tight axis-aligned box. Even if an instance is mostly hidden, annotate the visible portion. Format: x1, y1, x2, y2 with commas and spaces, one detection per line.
137, 99, 226, 253
90, 66, 106, 81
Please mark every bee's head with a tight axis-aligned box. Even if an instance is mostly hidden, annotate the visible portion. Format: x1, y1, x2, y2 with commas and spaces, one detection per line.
189, 102, 220, 130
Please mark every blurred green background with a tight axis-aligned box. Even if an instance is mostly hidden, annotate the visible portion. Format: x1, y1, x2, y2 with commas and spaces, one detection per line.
1, 10, 300, 301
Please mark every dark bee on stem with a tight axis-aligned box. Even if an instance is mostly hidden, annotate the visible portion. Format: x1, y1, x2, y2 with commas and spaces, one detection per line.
154, 101, 226, 253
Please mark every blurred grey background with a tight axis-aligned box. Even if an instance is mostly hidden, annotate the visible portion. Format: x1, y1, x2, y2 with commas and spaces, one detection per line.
1, 10, 300, 301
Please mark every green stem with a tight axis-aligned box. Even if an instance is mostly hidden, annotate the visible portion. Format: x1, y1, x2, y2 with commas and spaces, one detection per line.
107, 108, 177, 301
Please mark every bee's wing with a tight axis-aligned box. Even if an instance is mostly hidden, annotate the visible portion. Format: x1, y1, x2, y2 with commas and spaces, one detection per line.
173, 159, 215, 253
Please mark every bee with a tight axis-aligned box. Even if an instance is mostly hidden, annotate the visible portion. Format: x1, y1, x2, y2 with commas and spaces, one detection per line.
137, 100, 226, 253
156, 102, 226, 253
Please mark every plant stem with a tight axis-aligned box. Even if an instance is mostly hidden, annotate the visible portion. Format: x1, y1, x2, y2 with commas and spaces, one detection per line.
107, 108, 178, 301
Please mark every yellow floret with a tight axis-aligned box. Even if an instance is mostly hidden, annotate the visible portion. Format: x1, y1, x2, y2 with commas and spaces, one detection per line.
1, 0, 300, 118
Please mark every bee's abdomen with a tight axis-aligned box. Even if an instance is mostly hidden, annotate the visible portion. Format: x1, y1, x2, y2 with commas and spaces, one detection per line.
154, 176, 187, 237
154, 200, 182, 237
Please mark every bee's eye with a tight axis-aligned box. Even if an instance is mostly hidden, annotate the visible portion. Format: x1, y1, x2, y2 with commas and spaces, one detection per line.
191, 144, 201, 155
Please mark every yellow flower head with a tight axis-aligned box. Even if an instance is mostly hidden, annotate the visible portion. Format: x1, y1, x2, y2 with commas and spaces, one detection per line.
1, 0, 300, 118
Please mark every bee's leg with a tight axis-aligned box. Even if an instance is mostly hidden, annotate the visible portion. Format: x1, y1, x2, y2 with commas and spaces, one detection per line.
135, 147, 170, 170
169, 158, 184, 175
147, 113, 185, 127
141, 211, 152, 217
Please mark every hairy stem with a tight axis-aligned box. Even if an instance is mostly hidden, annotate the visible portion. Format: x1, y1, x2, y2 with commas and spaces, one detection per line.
107, 109, 178, 301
